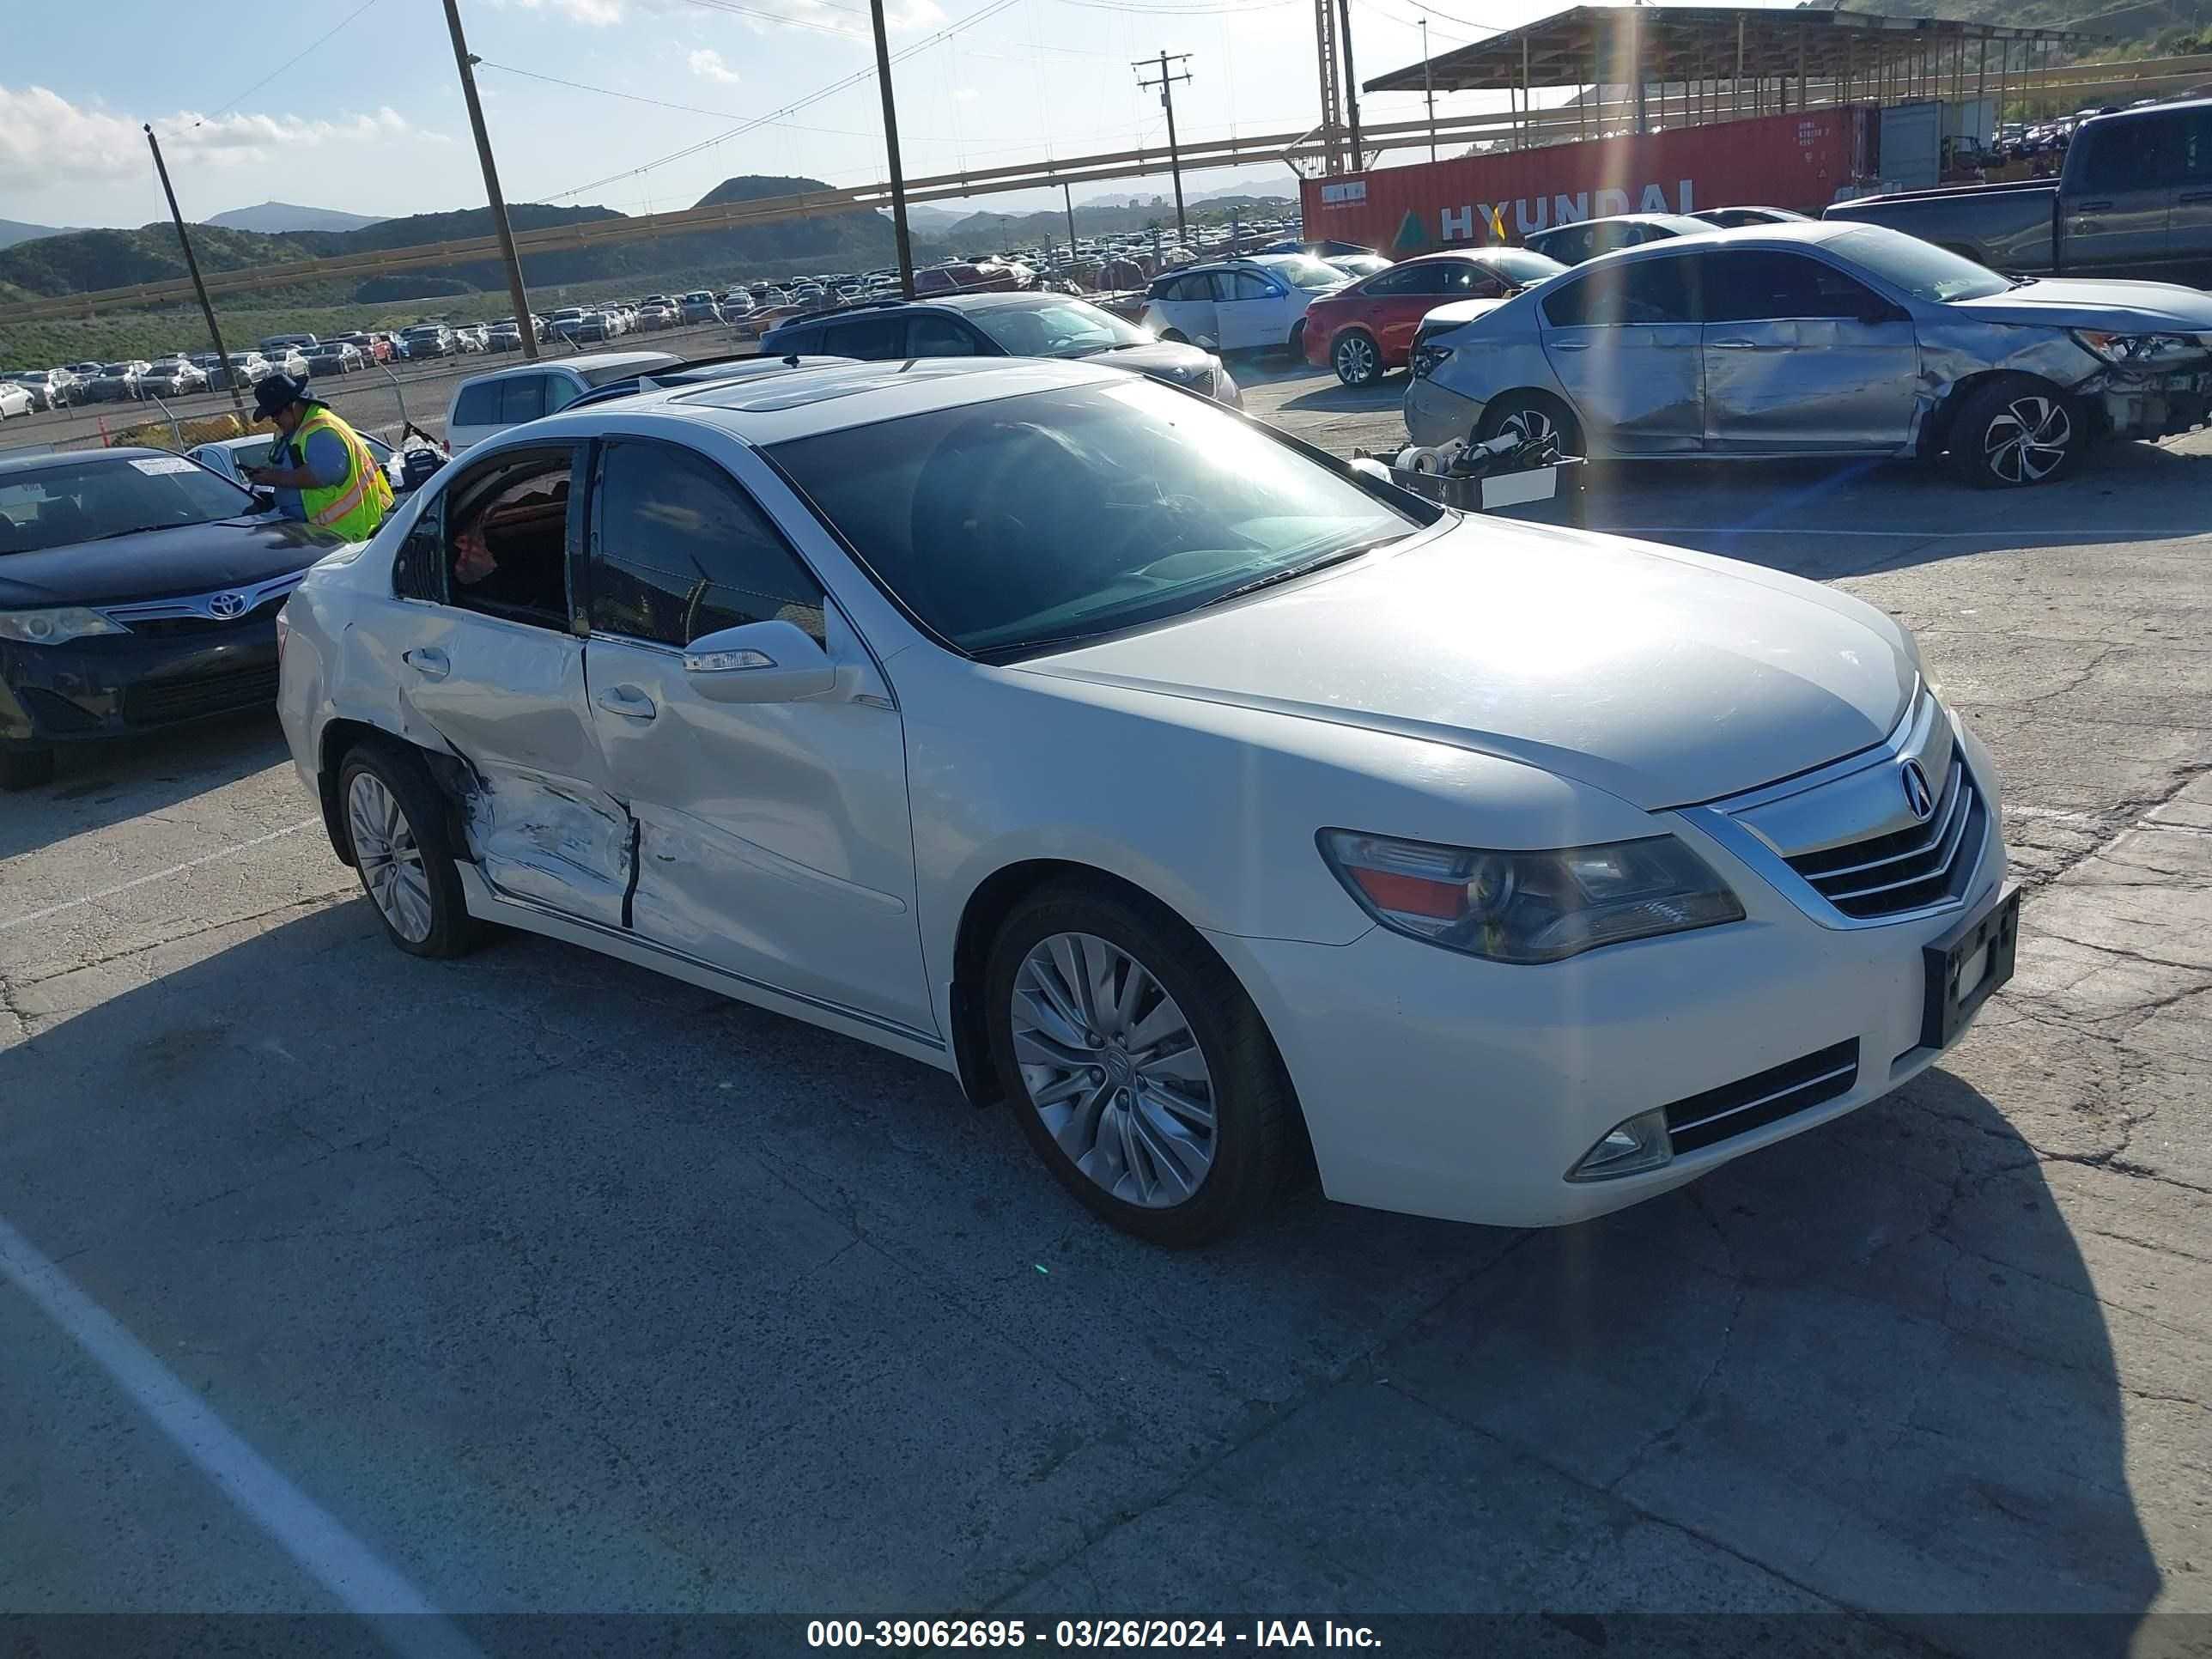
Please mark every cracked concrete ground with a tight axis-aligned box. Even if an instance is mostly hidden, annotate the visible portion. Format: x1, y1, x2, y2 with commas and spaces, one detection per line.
1, 365, 2207, 1656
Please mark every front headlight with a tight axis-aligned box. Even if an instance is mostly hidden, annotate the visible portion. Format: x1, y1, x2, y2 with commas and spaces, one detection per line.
1317, 830, 1744, 964
2072, 330, 2209, 366
1411, 341, 1452, 380
0, 607, 129, 646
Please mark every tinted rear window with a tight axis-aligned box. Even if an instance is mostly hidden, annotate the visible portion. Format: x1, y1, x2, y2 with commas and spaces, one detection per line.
453, 381, 501, 426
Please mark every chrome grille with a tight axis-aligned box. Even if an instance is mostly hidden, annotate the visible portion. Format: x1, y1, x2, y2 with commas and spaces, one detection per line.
100, 571, 305, 632
1783, 756, 1983, 920
1664, 1038, 1859, 1156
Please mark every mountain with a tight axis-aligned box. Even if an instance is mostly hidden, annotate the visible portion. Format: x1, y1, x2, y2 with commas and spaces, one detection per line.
0, 218, 76, 252
207, 201, 384, 234
0, 179, 943, 308
898, 204, 970, 231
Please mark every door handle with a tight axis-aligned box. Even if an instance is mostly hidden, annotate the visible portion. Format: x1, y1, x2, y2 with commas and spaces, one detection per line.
401, 647, 449, 679
596, 685, 657, 721
2073, 199, 2113, 212
1551, 338, 1590, 351
1709, 338, 1760, 350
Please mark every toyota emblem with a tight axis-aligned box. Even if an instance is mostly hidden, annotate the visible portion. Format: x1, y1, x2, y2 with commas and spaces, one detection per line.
1900, 759, 1935, 821
207, 592, 248, 620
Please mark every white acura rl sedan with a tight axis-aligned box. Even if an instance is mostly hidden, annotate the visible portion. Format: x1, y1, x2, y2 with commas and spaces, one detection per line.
276, 357, 2016, 1245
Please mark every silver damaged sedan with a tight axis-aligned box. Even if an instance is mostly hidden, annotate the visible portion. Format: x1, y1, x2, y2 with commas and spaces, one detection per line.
1406, 221, 2212, 487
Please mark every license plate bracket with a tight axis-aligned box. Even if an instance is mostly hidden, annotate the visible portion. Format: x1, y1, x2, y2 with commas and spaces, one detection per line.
1921, 884, 2021, 1049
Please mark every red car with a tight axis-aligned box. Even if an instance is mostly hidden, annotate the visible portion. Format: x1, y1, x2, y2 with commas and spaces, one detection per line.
1301, 247, 1570, 386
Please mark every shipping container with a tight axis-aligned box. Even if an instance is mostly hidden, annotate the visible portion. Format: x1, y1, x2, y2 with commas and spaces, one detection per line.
1302, 108, 1873, 257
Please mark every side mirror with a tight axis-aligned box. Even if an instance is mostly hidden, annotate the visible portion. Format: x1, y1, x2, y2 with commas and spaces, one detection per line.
252, 489, 278, 514
682, 618, 837, 704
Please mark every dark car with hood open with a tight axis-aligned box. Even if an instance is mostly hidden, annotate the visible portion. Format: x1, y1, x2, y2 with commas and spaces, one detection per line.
0, 447, 343, 789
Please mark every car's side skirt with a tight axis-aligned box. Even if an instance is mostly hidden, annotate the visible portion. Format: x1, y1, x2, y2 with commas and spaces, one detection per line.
455, 865, 955, 1073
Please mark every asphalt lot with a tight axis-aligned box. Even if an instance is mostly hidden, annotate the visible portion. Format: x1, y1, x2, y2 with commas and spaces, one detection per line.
3, 358, 2209, 1656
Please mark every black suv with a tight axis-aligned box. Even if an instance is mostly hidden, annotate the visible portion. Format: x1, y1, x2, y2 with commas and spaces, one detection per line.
757, 293, 1241, 408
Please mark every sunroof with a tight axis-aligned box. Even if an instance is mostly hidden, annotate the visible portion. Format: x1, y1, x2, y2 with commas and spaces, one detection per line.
676, 358, 1000, 413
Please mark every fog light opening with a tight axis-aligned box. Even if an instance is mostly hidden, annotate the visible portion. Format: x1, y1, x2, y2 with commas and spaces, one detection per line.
1567, 1108, 1674, 1182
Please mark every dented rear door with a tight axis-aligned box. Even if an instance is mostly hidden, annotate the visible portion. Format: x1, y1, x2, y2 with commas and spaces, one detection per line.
392, 441, 636, 927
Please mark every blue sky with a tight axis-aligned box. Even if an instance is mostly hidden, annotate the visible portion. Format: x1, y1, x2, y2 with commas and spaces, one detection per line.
0, 0, 1796, 231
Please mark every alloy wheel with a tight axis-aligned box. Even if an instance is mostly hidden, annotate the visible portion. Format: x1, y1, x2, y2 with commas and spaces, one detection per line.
347, 770, 434, 945
1335, 335, 1378, 385
1495, 404, 1558, 446
1010, 933, 1218, 1209
1983, 396, 2072, 484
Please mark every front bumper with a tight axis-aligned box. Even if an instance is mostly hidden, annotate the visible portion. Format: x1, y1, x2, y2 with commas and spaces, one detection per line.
2090, 364, 2212, 441
0, 625, 282, 748
1211, 725, 2010, 1230
1404, 374, 1487, 448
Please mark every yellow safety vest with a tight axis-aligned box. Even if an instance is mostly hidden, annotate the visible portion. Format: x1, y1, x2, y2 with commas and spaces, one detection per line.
294, 405, 394, 541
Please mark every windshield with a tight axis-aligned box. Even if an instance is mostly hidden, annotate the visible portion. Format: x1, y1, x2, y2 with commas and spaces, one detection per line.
1257, 255, 1345, 291
768, 378, 1417, 659
1831, 226, 2010, 302
0, 456, 258, 556
967, 300, 1152, 358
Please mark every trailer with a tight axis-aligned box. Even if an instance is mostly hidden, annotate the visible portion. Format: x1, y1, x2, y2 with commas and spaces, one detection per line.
1302, 108, 1875, 256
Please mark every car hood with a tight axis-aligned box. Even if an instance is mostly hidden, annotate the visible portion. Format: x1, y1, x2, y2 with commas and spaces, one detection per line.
1944, 277, 2212, 332
1073, 341, 1220, 386
1020, 520, 1917, 811
0, 515, 337, 607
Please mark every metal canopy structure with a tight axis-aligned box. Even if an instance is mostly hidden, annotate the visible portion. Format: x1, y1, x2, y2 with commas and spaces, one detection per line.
1364, 5, 2096, 99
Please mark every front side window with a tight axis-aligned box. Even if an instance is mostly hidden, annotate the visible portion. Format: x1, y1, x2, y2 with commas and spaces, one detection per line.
1226, 270, 1278, 301
769, 378, 1419, 660
2075, 113, 2177, 192
442, 448, 576, 629
823, 316, 906, 359
908, 313, 981, 356
1700, 251, 1885, 323
589, 440, 825, 648
453, 381, 500, 427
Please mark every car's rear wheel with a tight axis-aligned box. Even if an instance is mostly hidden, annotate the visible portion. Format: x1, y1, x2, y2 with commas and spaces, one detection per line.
1333, 330, 1382, 387
984, 881, 1297, 1246
0, 744, 57, 792
337, 738, 479, 959
1476, 390, 1582, 456
1951, 375, 2081, 489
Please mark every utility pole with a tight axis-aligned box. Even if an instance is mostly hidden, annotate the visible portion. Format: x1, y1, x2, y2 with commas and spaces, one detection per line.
1133, 52, 1194, 242
1421, 18, 1437, 164
143, 125, 246, 422
1336, 0, 1364, 169
1064, 181, 1079, 274
869, 0, 917, 298
442, 0, 538, 359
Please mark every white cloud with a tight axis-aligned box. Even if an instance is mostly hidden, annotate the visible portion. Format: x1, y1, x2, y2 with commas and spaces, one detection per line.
688, 48, 741, 85
954, 87, 979, 101
490, 0, 626, 22
0, 87, 446, 194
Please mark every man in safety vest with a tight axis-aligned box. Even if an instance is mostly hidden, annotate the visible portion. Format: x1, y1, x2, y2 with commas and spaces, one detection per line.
243, 374, 394, 541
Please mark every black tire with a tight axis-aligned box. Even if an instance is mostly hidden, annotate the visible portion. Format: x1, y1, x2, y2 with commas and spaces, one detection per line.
1948, 374, 2083, 489
1477, 390, 1582, 456
1332, 329, 1382, 387
334, 736, 480, 959
1285, 319, 1307, 363
0, 744, 56, 792
982, 879, 1297, 1247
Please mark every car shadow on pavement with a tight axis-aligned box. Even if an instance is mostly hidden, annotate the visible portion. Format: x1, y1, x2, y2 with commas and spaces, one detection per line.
0, 711, 293, 864
1271, 378, 1410, 414
0, 899, 2164, 1647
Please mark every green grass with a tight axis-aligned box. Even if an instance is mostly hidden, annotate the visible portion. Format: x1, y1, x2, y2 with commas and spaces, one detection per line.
0, 246, 958, 371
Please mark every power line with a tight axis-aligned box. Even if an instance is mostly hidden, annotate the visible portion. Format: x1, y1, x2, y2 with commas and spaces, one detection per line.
547, 0, 1027, 200
663, 0, 864, 37
476, 60, 882, 137
198, 0, 387, 123
1061, 0, 1293, 13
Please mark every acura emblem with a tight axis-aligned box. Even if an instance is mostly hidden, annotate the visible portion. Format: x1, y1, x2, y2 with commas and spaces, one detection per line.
207, 592, 248, 620
1900, 759, 1935, 821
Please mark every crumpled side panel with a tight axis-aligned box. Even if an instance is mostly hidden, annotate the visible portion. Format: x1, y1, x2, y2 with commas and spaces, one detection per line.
456, 763, 635, 929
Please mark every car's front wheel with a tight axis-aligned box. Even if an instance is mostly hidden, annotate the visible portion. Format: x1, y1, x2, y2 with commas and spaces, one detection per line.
983, 881, 1297, 1246
337, 738, 479, 959
1951, 375, 2082, 488
1332, 330, 1381, 387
